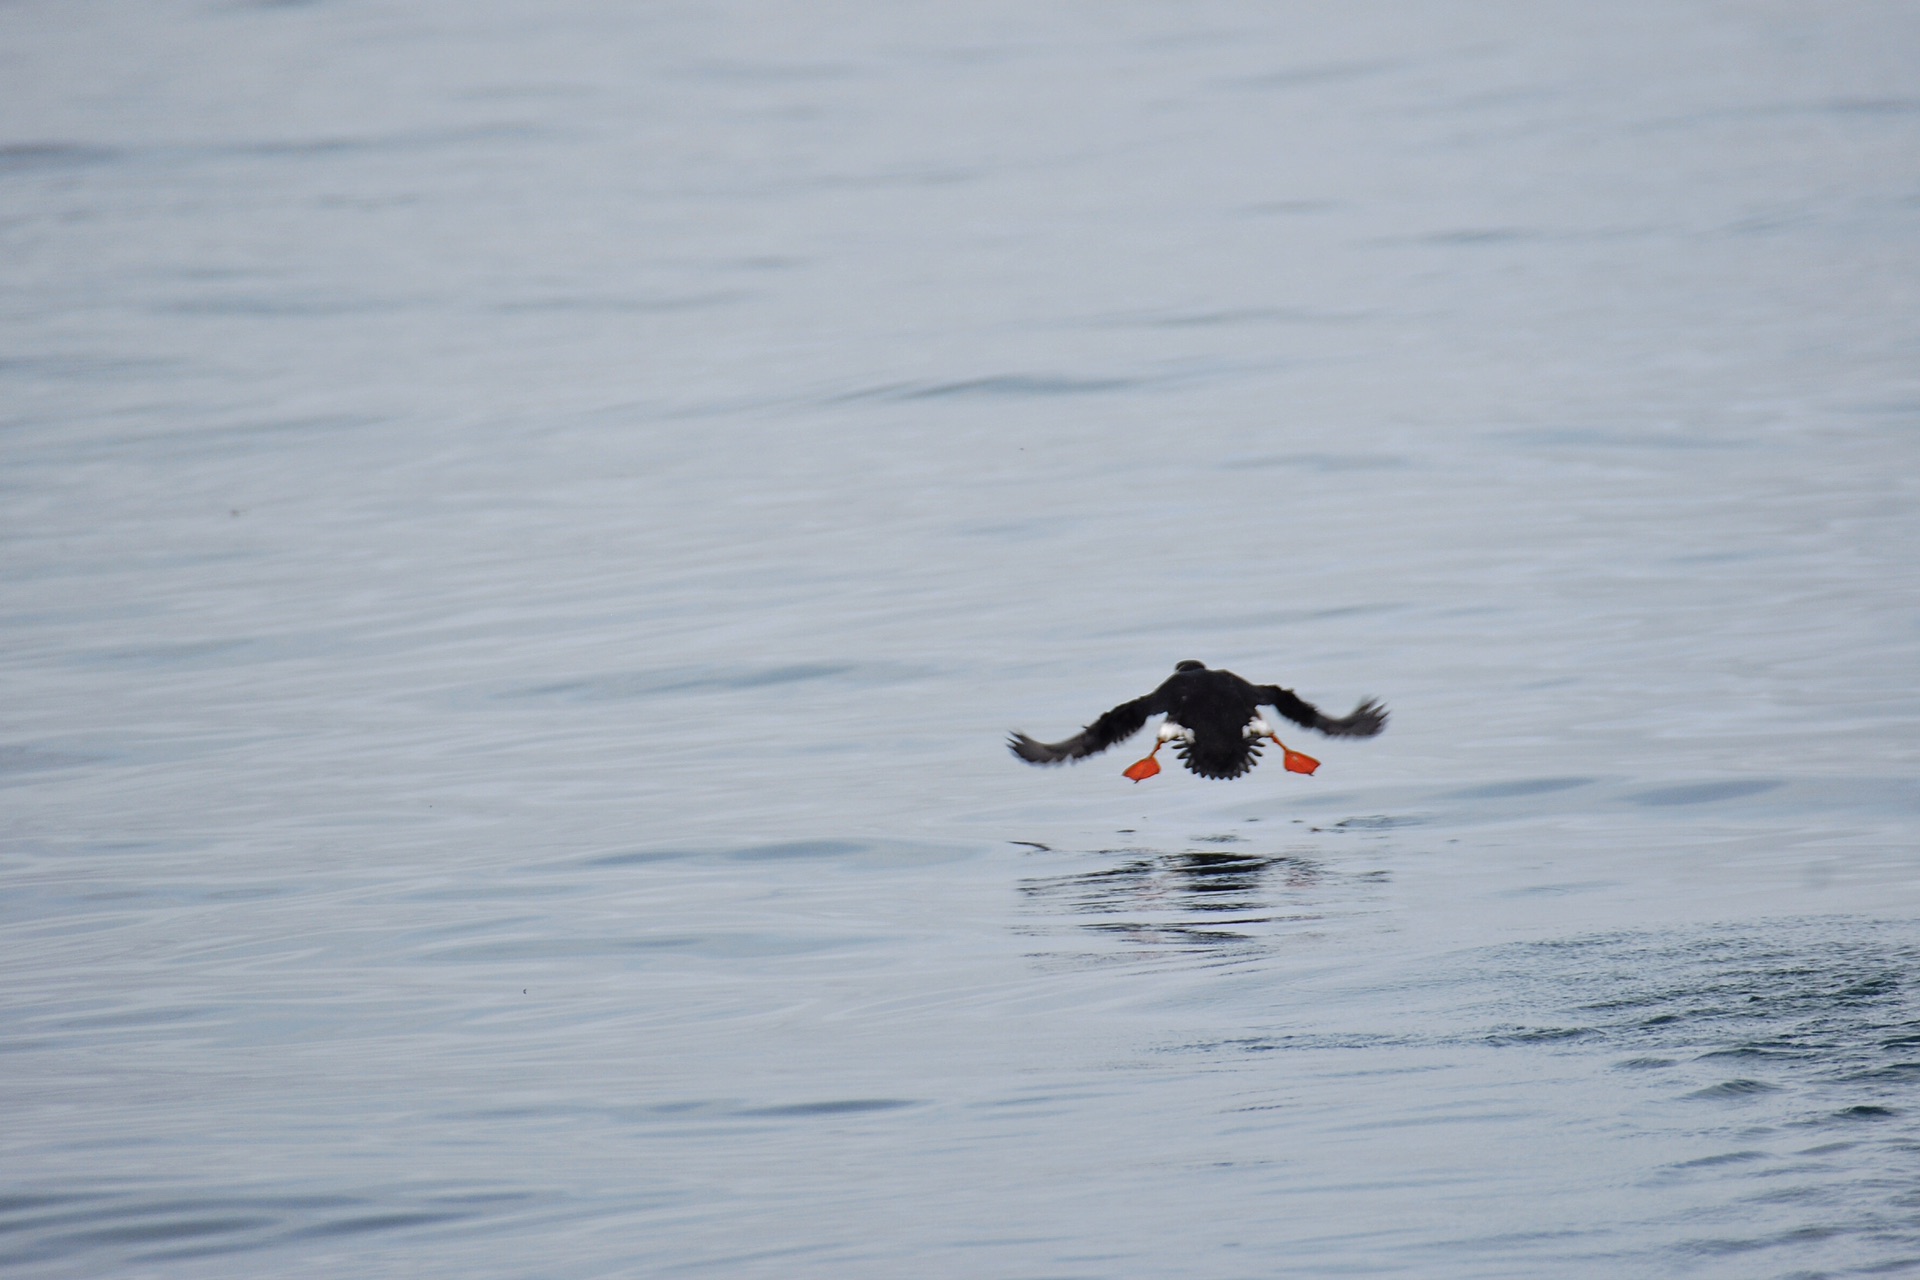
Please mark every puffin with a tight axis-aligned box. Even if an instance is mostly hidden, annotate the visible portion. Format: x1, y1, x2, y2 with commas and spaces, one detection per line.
1009, 660, 1387, 782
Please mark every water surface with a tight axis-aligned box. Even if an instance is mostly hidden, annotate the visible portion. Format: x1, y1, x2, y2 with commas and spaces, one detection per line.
4, 1, 1919, 1275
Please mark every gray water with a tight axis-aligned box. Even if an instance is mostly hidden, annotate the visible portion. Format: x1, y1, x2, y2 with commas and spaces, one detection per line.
5, 1, 1920, 1275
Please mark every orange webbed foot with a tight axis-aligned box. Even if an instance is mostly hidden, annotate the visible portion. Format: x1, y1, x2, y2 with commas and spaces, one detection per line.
1270, 736, 1320, 775
1123, 742, 1164, 781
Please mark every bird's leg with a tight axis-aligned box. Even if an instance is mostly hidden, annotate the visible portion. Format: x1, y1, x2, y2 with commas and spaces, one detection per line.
1123, 721, 1185, 782
1248, 716, 1318, 775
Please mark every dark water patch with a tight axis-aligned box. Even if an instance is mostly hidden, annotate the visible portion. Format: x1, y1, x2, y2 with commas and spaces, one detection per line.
158, 293, 413, 317
1106, 306, 1368, 329
801, 165, 976, 191
283, 1210, 469, 1240
728, 839, 871, 862
417, 931, 861, 963
505, 660, 921, 703
65, 1214, 277, 1248
0, 125, 552, 182
1687, 1078, 1780, 1099
1821, 97, 1920, 115
1443, 777, 1595, 800
738, 1099, 917, 1118
215, 122, 552, 159
953, 513, 1080, 540
969, 1089, 1113, 1111
1674, 1149, 1769, 1168
1616, 1057, 1678, 1070
1699, 1044, 1813, 1063
1831, 1105, 1898, 1120
1494, 426, 1746, 451
0, 1185, 516, 1270
1838, 396, 1920, 421
1226, 59, 1400, 91
398, 881, 575, 904
87, 637, 267, 669
1241, 199, 1344, 215
0, 1191, 111, 1217
494, 291, 749, 314
1644, 98, 1920, 134
1681, 1228, 1841, 1258
36, 412, 387, 467
1496, 880, 1618, 898
579, 837, 967, 870
1484, 1026, 1593, 1045
1841, 1062, 1920, 1083
1083, 918, 1297, 947
1667, 547, 1772, 566
831, 373, 1148, 403
0, 353, 176, 382
1412, 227, 1537, 245
1224, 451, 1412, 471
1173, 1032, 1414, 1056
1328, 814, 1423, 831
1629, 780, 1784, 807
0, 745, 104, 780
452, 1098, 780, 1126
580, 848, 700, 868
1138, 601, 1405, 633
1156, 306, 1354, 327
686, 58, 864, 84
51, 1004, 220, 1034
1717, 209, 1817, 238
0, 143, 122, 174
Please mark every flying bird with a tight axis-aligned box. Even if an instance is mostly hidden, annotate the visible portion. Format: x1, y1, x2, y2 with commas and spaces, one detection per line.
1009, 660, 1387, 781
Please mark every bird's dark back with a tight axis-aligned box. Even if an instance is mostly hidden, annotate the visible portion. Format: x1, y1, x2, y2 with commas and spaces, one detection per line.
1155, 666, 1267, 779
1157, 667, 1260, 727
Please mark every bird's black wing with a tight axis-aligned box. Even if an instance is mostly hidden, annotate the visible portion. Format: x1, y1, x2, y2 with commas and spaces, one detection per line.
1010, 692, 1161, 765
1260, 687, 1389, 738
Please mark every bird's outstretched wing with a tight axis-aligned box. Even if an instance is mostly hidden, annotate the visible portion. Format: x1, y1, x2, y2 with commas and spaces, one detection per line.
1261, 688, 1389, 738
1010, 694, 1158, 765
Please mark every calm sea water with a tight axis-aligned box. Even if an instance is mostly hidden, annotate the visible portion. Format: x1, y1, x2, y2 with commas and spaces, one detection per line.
5, 1, 1920, 1275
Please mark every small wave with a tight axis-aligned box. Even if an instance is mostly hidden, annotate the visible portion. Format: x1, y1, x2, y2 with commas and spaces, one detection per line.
0, 142, 121, 173
1484, 1026, 1593, 1045
1329, 815, 1424, 831
504, 661, 919, 703
1629, 780, 1784, 807
737, 1099, 917, 1118
832, 373, 1147, 403
0, 745, 104, 779
1443, 777, 1595, 800
0, 1184, 519, 1270
727, 839, 871, 862
1686, 1079, 1779, 1099
1673, 1149, 1768, 1168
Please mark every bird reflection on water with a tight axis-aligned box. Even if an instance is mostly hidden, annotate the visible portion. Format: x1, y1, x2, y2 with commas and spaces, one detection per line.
1018, 849, 1380, 961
